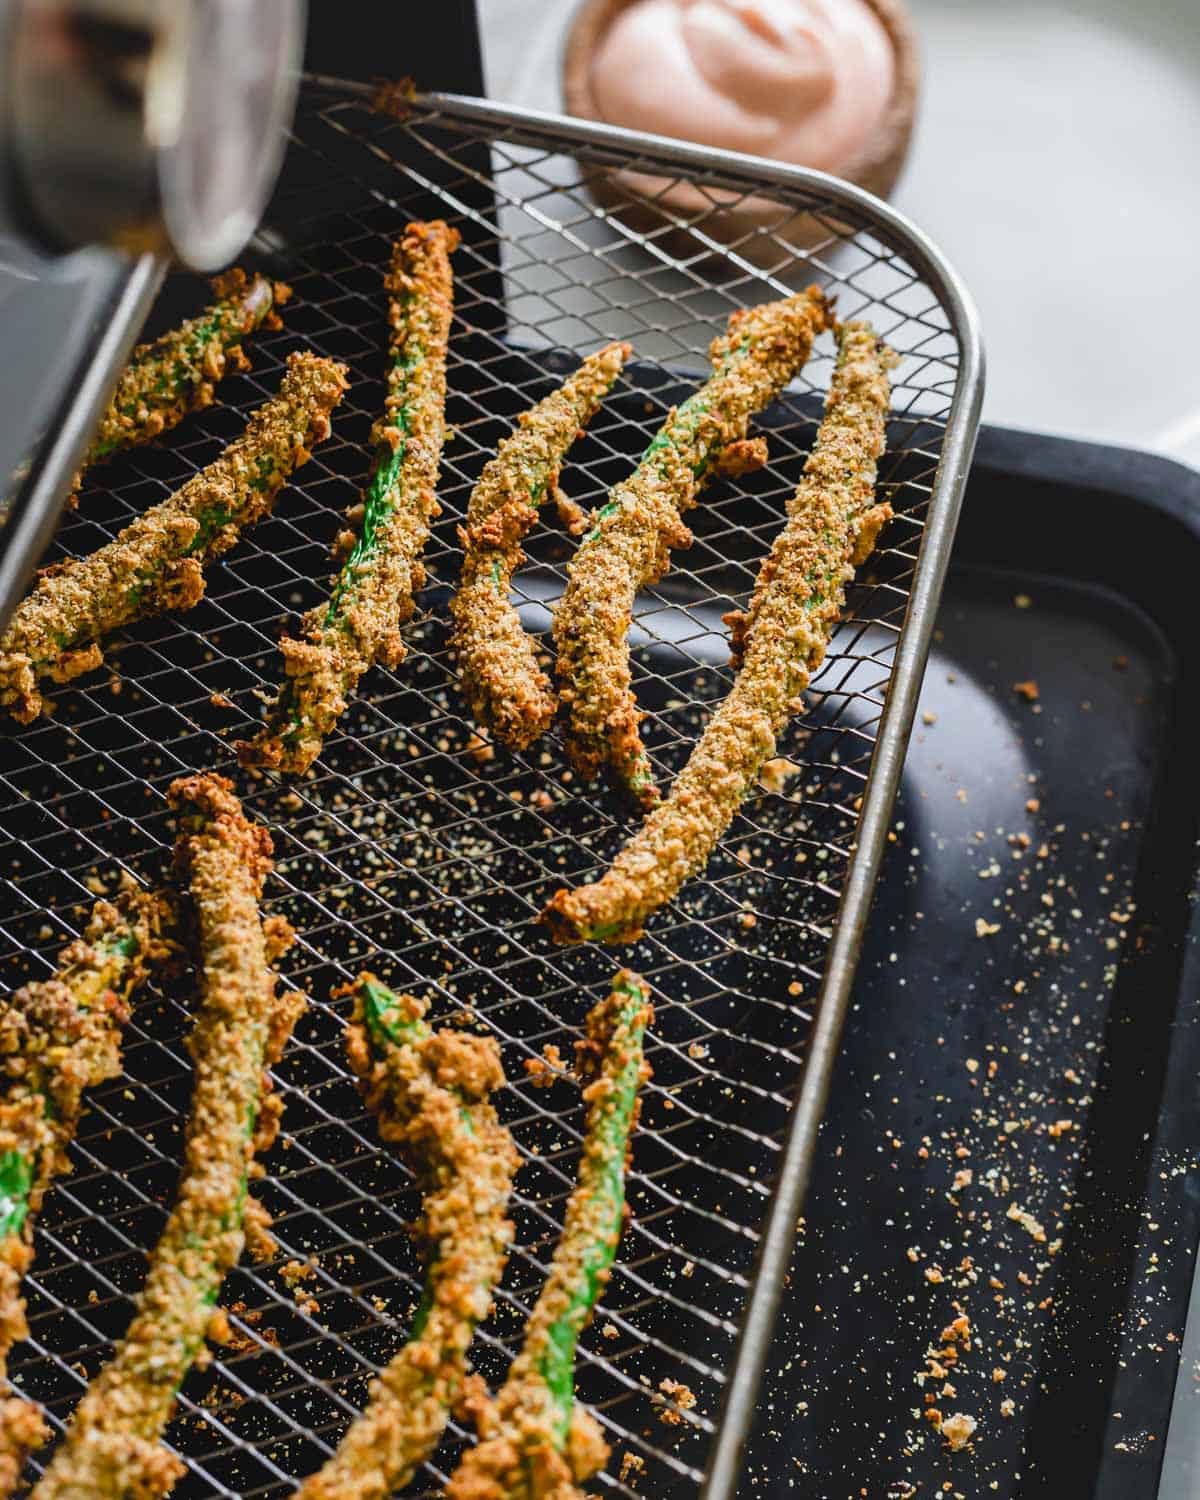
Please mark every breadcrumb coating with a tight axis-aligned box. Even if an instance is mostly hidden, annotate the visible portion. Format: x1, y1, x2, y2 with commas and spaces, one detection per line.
30, 776, 301, 1500
0, 351, 347, 724
451, 343, 630, 752
240, 221, 458, 775
445, 973, 652, 1500
78, 269, 289, 487
553, 289, 827, 809
293, 976, 517, 1500
0, 889, 176, 1495
543, 321, 895, 944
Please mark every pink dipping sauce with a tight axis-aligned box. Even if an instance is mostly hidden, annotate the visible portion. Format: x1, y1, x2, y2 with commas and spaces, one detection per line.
589, 0, 895, 175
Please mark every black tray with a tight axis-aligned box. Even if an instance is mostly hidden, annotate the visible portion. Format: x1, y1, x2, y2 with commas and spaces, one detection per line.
740, 427, 1200, 1497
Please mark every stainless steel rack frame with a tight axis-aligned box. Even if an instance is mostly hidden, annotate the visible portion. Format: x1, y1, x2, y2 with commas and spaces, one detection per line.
0, 82, 983, 1499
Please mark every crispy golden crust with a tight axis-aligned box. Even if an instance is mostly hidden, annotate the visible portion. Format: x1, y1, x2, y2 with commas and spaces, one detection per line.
450, 343, 630, 752
0, 1395, 50, 1497
542, 321, 895, 944
444, 1401, 605, 1500
553, 289, 828, 809
239, 222, 458, 776
0, 889, 176, 1493
293, 978, 517, 1500
0, 352, 348, 724
79, 270, 289, 483
445, 973, 652, 1500
30, 776, 301, 1500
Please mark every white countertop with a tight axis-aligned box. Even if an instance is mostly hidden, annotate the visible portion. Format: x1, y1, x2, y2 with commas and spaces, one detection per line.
478, 0, 1200, 468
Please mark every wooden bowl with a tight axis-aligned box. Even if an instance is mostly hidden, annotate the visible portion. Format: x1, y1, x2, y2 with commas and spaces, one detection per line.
563, 0, 920, 265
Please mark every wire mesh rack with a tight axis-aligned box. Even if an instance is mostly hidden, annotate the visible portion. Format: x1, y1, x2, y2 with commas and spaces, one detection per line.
0, 82, 982, 1499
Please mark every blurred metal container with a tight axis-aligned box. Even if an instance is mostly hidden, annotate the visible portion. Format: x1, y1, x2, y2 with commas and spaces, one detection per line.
0, 0, 304, 630
0, 0, 303, 266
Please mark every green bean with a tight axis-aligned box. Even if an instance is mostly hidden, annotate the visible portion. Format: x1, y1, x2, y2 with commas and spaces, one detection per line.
451, 342, 630, 752
0, 890, 174, 1496
294, 976, 516, 1500
80, 270, 288, 482
445, 972, 652, 1500
30, 775, 302, 1500
240, 221, 458, 775
0, 351, 348, 724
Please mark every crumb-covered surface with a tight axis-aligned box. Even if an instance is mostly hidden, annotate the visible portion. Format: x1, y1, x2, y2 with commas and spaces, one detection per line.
737, 570, 1200, 1496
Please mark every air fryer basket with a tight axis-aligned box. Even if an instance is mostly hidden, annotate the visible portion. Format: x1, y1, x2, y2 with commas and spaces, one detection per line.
0, 83, 982, 1499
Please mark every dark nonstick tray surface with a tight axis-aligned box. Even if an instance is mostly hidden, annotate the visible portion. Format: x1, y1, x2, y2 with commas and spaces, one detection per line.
739, 428, 1200, 1497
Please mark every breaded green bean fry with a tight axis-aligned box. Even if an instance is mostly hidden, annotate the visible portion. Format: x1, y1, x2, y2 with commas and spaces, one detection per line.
553, 288, 828, 809
294, 976, 517, 1500
0, 351, 348, 724
445, 972, 652, 1500
542, 321, 895, 945
30, 775, 303, 1500
450, 342, 630, 751
239, 221, 458, 775
0, 889, 175, 1496
79, 269, 289, 483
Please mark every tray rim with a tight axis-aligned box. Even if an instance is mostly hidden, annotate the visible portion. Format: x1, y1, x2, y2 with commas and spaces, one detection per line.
971, 422, 1200, 505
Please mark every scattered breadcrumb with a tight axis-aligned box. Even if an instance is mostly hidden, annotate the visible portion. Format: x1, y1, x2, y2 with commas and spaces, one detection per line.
280, 1260, 316, 1287
523, 1043, 568, 1088
280, 1258, 319, 1314
655, 1378, 697, 1425
939, 1412, 977, 1451
219, 1304, 277, 1356
619, 1451, 646, 1483
1006, 1202, 1047, 1243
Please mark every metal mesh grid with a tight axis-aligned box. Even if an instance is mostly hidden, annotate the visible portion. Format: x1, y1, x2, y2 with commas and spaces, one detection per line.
0, 89, 971, 1498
